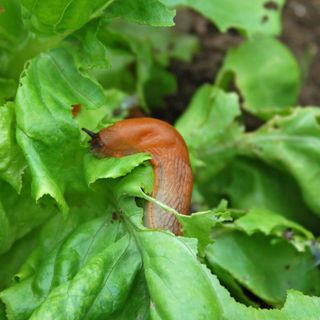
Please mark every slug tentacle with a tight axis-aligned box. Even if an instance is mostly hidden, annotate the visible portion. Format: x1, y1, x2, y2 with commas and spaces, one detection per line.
82, 128, 97, 139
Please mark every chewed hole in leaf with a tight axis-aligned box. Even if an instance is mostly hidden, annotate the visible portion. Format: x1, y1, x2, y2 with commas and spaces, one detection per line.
261, 15, 269, 24
13, 275, 20, 283
264, 1, 279, 11
38, 194, 58, 210
241, 109, 265, 132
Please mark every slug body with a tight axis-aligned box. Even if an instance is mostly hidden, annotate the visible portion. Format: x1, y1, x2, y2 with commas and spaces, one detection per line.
91, 118, 193, 235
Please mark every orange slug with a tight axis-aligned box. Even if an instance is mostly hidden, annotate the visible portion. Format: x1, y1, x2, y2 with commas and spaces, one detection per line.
83, 118, 193, 235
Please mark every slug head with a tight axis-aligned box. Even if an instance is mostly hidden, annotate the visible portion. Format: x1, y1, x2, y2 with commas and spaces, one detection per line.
82, 126, 136, 158
82, 128, 105, 156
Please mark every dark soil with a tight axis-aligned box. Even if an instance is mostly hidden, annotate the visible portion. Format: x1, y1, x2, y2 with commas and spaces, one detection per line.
282, 0, 320, 106
156, 0, 320, 124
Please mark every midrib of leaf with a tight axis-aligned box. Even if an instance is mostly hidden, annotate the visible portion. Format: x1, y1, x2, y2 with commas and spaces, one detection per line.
53, 0, 74, 32
89, 0, 115, 20
83, 236, 132, 317
80, 217, 111, 267
148, 267, 181, 302
47, 52, 104, 108
52, 0, 117, 33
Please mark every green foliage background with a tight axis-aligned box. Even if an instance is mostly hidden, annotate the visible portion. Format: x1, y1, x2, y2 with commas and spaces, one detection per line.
0, 0, 320, 319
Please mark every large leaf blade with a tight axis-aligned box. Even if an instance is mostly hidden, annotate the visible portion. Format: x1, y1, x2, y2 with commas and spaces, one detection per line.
241, 108, 320, 215
20, 0, 113, 35
136, 230, 222, 319
217, 37, 300, 119
105, 0, 175, 27
15, 48, 111, 213
206, 232, 320, 306
163, 0, 285, 36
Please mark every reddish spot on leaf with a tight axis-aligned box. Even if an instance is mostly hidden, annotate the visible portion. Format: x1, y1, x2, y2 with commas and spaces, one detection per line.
71, 104, 81, 118
0, 6, 5, 14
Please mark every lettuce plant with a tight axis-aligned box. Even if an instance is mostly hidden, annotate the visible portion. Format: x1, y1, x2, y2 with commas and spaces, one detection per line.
1, 0, 320, 319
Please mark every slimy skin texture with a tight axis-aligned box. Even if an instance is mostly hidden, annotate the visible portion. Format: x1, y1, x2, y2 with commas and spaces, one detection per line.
90, 118, 193, 235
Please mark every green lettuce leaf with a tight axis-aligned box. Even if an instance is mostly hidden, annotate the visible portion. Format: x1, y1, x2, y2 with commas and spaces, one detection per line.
21, 0, 176, 36
210, 273, 320, 320
163, 0, 286, 36
0, 0, 28, 80
136, 230, 222, 319
207, 157, 320, 232
0, 79, 17, 104
0, 226, 40, 291
241, 107, 320, 216
0, 0, 26, 47
144, 65, 177, 108
179, 203, 313, 254
0, 0, 58, 81
176, 85, 243, 176
234, 207, 313, 244
70, 20, 110, 70
85, 153, 151, 185
111, 270, 150, 320
0, 178, 53, 255
97, 21, 195, 109
29, 235, 140, 320
1, 153, 223, 319
206, 231, 320, 306
1, 1, 320, 318
20, 0, 114, 35
105, 21, 198, 66
217, 36, 301, 119
15, 48, 112, 213
281, 290, 320, 319
178, 85, 320, 232
177, 201, 233, 254
0, 213, 128, 319
105, 0, 175, 27
0, 103, 25, 191
14, 184, 118, 284
96, 23, 159, 108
